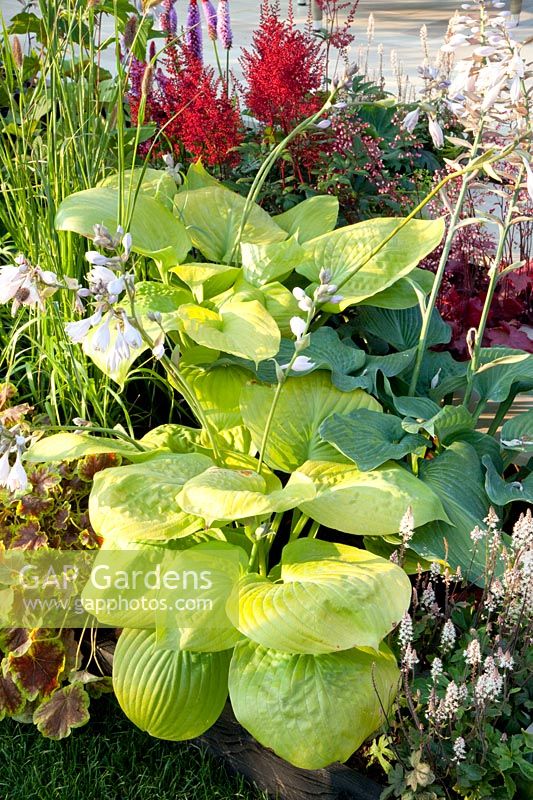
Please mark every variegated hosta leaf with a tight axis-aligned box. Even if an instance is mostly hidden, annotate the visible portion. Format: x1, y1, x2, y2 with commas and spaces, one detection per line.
177, 467, 316, 525
289, 459, 448, 536
229, 639, 400, 769
89, 453, 214, 546
240, 371, 381, 472
227, 538, 411, 653
113, 629, 230, 740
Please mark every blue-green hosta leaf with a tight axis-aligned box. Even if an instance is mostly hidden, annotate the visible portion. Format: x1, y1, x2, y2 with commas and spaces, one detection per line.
81, 282, 192, 385
417, 351, 468, 398
414, 442, 492, 582
55, 187, 191, 267
174, 186, 286, 264
240, 371, 381, 472
256, 328, 366, 391
177, 299, 280, 365
393, 396, 441, 420
500, 411, 533, 454
177, 467, 316, 525
320, 409, 427, 471
291, 459, 448, 537
296, 217, 445, 310
402, 405, 475, 443
472, 348, 533, 403
98, 168, 177, 210
348, 349, 418, 394
241, 237, 305, 286
89, 453, 214, 546
113, 629, 230, 740
227, 538, 411, 653
273, 195, 339, 244
229, 640, 399, 769
450, 430, 503, 472
356, 305, 451, 351
358, 268, 434, 310
482, 455, 533, 505
170, 263, 240, 302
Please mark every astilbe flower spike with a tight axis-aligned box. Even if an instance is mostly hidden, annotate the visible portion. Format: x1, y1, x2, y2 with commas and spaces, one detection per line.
186, 0, 203, 61
217, 0, 232, 49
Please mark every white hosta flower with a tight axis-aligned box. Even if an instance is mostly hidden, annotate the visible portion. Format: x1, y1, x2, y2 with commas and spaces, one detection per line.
65, 316, 95, 344
0, 265, 26, 304
315, 119, 331, 129
91, 314, 112, 352
289, 355, 315, 373
292, 287, 313, 313
290, 316, 307, 340
122, 314, 143, 349
162, 153, 183, 183
428, 117, 444, 148
85, 251, 110, 267
152, 342, 165, 360
106, 331, 131, 374
0, 450, 11, 485
6, 453, 28, 493
402, 107, 421, 133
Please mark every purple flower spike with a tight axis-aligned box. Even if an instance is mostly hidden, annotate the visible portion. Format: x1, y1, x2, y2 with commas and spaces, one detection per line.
186, 0, 203, 61
161, 0, 177, 37
202, 0, 218, 41
217, 0, 233, 50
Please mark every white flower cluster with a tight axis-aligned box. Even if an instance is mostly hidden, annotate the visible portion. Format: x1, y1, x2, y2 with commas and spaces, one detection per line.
436, 679, 468, 722
64, 226, 143, 374
0, 254, 60, 315
400, 506, 415, 545
0, 427, 28, 494
474, 655, 503, 704
398, 611, 414, 648
440, 618, 457, 651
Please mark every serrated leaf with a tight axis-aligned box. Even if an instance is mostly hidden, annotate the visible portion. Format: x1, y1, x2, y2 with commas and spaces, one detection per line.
174, 186, 286, 264
89, 453, 214, 546
0, 671, 25, 720
33, 683, 90, 740
273, 196, 339, 243
291, 459, 448, 536
55, 187, 191, 268
113, 629, 230, 740
177, 299, 280, 365
227, 539, 410, 653
320, 409, 427, 470
7, 639, 65, 700
297, 217, 445, 310
229, 640, 399, 769
240, 371, 381, 472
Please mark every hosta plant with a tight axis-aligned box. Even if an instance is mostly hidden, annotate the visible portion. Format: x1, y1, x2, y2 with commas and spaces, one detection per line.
19, 134, 531, 767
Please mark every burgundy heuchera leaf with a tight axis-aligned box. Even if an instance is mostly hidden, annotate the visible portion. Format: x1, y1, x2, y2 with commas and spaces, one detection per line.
7, 638, 65, 700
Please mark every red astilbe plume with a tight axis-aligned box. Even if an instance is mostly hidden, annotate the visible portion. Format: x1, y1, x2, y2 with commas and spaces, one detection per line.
128, 42, 243, 169
240, 1, 325, 134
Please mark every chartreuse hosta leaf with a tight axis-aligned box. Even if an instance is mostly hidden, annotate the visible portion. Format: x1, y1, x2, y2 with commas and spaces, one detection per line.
290, 460, 448, 537
89, 453, 214, 546
174, 186, 286, 264
55, 187, 191, 268
178, 467, 316, 525
320, 409, 427, 471
25, 432, 148, 463
229, 640, 399, 769
98, 168, 177, 210
85, 281, 193, 385
358, 268, 435, 310
240, 371, 381, 472
182, 364, 253, 454
227, 539, 410, 653
177, 299, 280, 365
170, 262, 240, 301
296, 217, 445, 310
213, 277, 300, 338
113, 629, 231, 740
500, 410, 533, 453
273, 195, 339, 243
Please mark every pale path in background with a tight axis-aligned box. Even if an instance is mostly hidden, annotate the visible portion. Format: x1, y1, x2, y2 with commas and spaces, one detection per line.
1, 0, 532, 87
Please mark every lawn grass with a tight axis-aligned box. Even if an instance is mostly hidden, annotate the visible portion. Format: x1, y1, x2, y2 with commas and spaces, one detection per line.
0, 696, 268, 800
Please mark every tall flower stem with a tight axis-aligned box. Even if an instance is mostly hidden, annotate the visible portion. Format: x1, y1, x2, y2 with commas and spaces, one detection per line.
408, 127, 485, 396
462, 167, 525, 408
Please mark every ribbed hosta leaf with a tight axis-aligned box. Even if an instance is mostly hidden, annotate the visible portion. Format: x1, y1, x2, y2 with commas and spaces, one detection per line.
227, 539, 411, 653
113, 629, 230, 740
273, 195, 339, 243
290, 459, 448, 536
229, 640, 399, 769
240, 371, 381, 472
89, 453, 214, 545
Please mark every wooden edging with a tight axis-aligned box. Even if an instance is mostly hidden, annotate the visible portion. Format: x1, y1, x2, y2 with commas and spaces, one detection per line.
197, 706, 383, 800
97, 639, 382, 799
